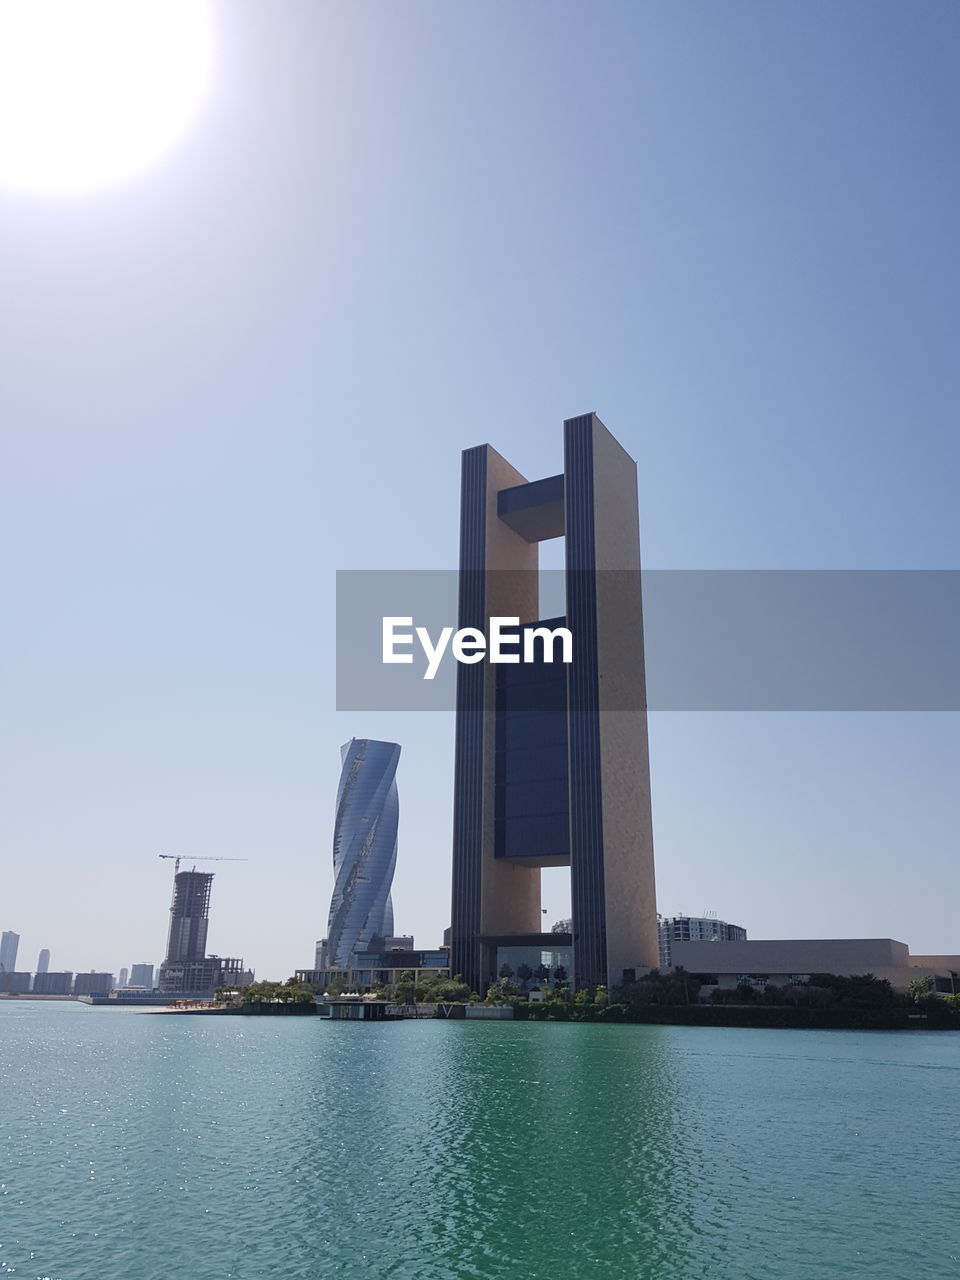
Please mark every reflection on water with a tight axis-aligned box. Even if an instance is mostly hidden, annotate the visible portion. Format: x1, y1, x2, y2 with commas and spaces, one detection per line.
412, 1023, 696, 1278
1, 1003, 959, 1279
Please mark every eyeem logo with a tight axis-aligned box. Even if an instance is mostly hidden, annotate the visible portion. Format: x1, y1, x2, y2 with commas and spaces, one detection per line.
383, 616, 573, 680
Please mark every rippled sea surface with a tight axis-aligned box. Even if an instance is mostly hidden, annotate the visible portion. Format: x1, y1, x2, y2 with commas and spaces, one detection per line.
2, 1002, 959, 1279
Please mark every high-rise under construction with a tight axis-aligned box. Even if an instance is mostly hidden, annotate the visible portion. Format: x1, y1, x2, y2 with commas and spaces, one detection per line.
158, 870, 248, 995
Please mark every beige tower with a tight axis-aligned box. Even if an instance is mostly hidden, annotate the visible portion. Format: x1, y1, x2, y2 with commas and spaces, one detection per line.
450, 413, 658, 993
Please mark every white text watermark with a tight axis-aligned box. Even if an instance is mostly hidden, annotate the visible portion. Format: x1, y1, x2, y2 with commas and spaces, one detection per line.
382, 616, 574, 680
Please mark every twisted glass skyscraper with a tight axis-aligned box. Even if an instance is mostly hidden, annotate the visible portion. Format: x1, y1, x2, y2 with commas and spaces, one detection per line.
326, 738, 400, 970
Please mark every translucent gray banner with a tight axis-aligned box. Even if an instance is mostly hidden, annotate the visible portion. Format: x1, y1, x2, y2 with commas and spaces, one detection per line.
336, 570, 960, 711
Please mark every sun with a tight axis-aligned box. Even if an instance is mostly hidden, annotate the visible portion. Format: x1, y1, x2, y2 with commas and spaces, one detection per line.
0, 0, 214, 194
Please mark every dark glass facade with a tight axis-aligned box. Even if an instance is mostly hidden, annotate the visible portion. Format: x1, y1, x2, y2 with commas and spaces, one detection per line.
494, 619, 570, 862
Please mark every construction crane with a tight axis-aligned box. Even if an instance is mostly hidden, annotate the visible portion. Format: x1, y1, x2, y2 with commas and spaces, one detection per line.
158, 854, 248, 875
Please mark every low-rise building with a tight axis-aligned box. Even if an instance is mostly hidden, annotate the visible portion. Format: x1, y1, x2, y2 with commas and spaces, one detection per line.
32, 972, 73, 995
0, 971, 31, 994
297, 948, 449, 992
380, 935, 415, 951
672, 937, 960, 995
73, 972, 114, 996
129, 963, 154, 989
158, 956, 250, 995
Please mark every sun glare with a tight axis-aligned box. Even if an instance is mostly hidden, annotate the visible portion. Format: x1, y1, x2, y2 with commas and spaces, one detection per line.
0, 0, 213, 193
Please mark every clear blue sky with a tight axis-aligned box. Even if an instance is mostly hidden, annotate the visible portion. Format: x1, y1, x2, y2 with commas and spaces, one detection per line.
2, 1, 958, 980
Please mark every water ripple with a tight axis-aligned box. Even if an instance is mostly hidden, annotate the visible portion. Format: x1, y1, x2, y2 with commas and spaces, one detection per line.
1, 1004, 958, 1278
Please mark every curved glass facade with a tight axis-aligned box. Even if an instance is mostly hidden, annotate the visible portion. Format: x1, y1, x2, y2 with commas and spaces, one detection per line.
326, 738, 400, 970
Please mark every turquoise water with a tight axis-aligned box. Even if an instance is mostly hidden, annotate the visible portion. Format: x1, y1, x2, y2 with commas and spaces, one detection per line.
1, 1002, 958, 1279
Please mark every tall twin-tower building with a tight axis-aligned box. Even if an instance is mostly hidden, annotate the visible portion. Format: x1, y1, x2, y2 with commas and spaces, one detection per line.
324, 413, 657, 994
450, 412, 658, 993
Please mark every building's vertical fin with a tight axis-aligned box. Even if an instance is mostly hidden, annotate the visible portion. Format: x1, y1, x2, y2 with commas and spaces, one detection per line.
585, 414, 658, 985
450, 445, 488, 993
564, 413, 607, 989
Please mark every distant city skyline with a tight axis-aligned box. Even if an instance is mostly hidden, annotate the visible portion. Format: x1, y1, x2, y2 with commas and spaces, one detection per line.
2, 4, 958, 978
0, 930, 159, 986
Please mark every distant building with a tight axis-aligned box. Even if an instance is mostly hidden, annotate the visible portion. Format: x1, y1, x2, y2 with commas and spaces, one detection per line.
32, 972, 73, 995
74, 972, 114, 996
0, 931, 19, 973
130, 963, 154, 989
0, 972, 31, 994
317, 939, 425, 967
157, 869, 249, 994
162, 871, 212, 967
671, 937, 960, 995
159, 956, 249, 995
326, 739, 400, 971
159, 871, 212, 994
36, 948, 50, 975
297, 947, 449, 993
659, 915, 747, 969
117, 968, 129, 990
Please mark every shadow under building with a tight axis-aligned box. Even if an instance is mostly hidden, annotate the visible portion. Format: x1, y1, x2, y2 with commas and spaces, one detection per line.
450, 412, 658, 993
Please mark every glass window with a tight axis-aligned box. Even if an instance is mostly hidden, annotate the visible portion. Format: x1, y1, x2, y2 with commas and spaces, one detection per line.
497, 778, 569, 820
495, 813, 569, 859
499, 711, 566, 751
496, 744, 568, 785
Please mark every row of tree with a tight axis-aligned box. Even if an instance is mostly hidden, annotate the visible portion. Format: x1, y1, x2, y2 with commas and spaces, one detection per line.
216, 979, 315, 1006
224, 969, 955, 1021
609, 968, 949, 1012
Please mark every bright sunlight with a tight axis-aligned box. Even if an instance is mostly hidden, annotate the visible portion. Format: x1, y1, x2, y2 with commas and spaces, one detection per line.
0, 0, 213, 194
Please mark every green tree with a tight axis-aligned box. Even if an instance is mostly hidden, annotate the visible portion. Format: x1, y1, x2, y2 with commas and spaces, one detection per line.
611, 967, 702, 1010
427, 974, 472, 1003
393, 971, 417, 1004
278, 981, 315, 1006
239, 980, 314, 1006
486, 977, 515, 1003
800, 973, 899, 1009
908, 975, 935, 1007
